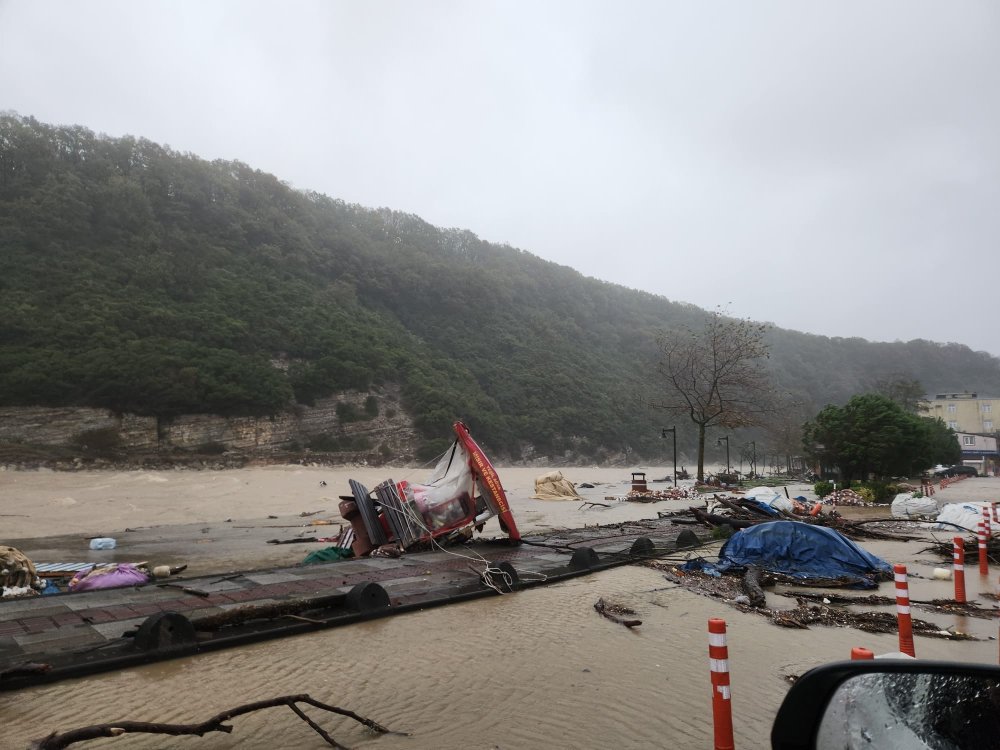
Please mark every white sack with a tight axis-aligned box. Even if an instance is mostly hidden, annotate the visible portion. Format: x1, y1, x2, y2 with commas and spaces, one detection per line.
891, 493, 938, 519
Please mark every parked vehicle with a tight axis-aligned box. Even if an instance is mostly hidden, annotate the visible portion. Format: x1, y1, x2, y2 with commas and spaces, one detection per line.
930, 464, 979, 478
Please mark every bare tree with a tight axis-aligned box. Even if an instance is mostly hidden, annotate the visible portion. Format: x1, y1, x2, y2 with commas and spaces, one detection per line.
652, 310, 776, 481
870, 374, 925, 414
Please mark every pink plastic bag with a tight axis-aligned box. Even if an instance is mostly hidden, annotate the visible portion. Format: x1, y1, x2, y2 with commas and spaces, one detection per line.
70, 564, 150, 591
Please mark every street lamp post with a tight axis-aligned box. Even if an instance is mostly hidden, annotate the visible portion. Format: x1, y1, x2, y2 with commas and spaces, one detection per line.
717, 435, 730, 475
662, 427, 677, 487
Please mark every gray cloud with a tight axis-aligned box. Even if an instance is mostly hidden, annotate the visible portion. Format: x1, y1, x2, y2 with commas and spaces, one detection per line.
2, 0, 997, 355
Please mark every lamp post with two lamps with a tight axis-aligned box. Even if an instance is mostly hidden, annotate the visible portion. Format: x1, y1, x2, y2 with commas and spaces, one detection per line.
717, 435, 730, 476
661, 427, 677, 487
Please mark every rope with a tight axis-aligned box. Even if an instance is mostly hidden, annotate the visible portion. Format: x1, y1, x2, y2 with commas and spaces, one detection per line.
376, 482, 548, 593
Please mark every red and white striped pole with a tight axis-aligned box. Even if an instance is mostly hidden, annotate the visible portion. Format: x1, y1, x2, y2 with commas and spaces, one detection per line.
979, 516, 990, 576
894, 564, 916, 658
992, 502, 999, 524
708, 618, 735, 750
953, 537, 966, 603
851, 647, 874, 660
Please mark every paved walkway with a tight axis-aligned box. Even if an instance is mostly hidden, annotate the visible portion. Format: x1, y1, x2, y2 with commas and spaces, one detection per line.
1, 519, 697, 687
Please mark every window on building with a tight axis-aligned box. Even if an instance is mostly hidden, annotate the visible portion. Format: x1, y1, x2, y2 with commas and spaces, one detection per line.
948, 421, 958, 430
986, 420, 994, 431
984, 404, 992, 413
963, 435, 976, 446
947, 404, 957, 413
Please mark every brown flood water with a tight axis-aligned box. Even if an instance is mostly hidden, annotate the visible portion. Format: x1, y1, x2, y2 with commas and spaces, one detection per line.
2, 470, 999, 748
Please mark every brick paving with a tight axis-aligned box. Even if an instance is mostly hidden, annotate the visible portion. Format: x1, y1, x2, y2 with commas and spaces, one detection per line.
1, 520, 698, 687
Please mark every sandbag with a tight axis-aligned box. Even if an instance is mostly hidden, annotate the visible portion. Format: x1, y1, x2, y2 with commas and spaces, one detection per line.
891, 493, 937, 519
935, 503, 989, 533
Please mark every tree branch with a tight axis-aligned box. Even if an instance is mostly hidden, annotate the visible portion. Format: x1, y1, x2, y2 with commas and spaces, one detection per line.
30, 694, 402, 750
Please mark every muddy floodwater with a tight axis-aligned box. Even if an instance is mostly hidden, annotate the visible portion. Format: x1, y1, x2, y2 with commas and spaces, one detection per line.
2, 468, 999, 749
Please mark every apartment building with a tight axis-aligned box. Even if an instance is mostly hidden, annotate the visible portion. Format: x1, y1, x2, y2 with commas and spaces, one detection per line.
920, 392, 1000, 434
955, 432, 999, 476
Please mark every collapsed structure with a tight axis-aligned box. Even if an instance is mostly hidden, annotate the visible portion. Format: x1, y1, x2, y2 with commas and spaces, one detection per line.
338, 422, 521, 557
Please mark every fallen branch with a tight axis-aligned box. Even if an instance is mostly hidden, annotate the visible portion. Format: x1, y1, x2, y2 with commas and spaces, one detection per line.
690, 506, 754, 530
266, 537, 317, 545
594, 597, 642, 628
30, 693, 402, 750
156, 583, 210, 598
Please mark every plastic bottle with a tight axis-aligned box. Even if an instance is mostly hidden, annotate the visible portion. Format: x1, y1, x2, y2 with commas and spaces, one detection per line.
89, 537, 116, 550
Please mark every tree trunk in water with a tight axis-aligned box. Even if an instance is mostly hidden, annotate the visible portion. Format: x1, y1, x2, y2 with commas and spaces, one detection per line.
697, 423, 706, 481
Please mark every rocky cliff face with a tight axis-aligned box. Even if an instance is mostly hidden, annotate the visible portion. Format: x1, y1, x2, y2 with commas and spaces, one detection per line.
0, 386, 424, 464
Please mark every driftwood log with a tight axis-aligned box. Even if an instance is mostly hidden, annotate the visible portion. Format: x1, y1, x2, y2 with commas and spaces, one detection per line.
690, 507, 754, 530
594, 598, 642, 628
30, 694, 400, 750
741, 566, 767, 608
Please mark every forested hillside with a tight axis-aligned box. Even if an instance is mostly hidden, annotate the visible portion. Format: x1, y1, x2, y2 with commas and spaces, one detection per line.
2, 114, 999, 460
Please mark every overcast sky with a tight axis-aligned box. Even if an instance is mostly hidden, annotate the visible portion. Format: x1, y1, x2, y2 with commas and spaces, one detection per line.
2, 1, 998, 356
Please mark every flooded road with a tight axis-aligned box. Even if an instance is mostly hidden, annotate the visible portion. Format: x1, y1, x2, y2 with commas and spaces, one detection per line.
2, 471, 999, 748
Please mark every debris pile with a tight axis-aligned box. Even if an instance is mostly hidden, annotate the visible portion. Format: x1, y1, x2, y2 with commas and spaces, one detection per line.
626, 487, 694, 502
1, 546, 42, 598
820, 489, 872, 506
644, 561, 978, 640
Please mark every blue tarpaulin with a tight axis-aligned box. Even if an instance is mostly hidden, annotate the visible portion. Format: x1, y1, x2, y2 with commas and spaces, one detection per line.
717, 521, 892, 588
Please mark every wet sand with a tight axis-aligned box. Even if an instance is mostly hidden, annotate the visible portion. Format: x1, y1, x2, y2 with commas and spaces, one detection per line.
1, 469, 998, 749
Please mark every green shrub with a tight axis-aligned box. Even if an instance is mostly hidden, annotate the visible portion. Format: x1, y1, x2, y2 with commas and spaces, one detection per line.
855, 486, 875, 502
336, 400, 378, 423
863, 481, 897, 503
417, 438, 452, 462
335, 402, 361, 422
814, 480, 834, 498
712, 524, 735, 540
73, 427, 122, 457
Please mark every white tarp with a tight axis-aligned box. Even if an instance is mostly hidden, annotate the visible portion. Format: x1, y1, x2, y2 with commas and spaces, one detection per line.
934, 503, 991, 533
891, 493, 938, 519
531, 470, 583, 501
743, 486, 795, 514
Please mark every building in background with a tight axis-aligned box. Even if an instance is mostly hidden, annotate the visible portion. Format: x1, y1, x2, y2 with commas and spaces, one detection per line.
920, 392, 1000, 434
954, 432, 999, 476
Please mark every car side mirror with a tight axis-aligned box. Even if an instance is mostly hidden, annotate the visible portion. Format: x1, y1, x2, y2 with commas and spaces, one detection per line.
771, 660, 1000, 749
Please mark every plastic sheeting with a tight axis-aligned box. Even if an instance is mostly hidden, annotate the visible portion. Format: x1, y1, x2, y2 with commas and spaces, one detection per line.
891, 493, 938, 519
718, 521, 892, 588
935, 503, 992, 533
531, 470, 583, 501
742, 486, 795, 514
69, 564, 151, 591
